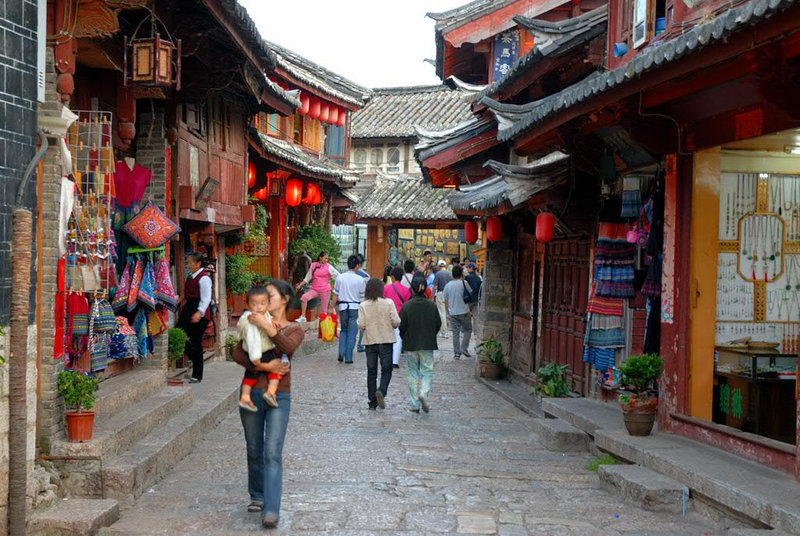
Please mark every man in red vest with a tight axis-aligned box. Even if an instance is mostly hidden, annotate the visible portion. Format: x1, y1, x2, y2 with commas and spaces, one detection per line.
178, 253, 212, 383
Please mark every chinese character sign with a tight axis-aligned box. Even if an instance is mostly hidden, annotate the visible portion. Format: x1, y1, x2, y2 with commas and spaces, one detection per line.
492, 31, 519, 82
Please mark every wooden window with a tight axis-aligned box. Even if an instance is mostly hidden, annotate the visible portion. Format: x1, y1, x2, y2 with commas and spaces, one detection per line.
301, 116, 322, 153
267, 114, 279, 136
633, 0, 648, 48
325, 124, 346, 166
209, 97, 228, 150
353, 149, 366, 170
386, 147, 400, 173
370, 148, 383, 171
183, 102, 206, 136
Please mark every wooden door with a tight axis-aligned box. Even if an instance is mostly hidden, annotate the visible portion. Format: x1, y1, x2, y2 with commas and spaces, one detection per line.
541, 240, 591, 395
510, 232, 538, 376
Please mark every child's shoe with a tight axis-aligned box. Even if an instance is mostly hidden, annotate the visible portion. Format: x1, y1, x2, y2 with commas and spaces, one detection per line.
263, 392, 279, 407
238, 400, 258, 412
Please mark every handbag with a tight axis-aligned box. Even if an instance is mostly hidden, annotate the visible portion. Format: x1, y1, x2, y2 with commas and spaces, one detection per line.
318, 313, 337, 342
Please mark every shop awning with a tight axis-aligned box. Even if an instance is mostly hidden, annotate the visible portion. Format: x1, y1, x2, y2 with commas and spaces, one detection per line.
449, 151, 570, 211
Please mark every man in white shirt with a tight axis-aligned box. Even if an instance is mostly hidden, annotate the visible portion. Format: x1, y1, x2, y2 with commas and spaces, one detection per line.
178, 253, 213, 383
329, 254, 366, 364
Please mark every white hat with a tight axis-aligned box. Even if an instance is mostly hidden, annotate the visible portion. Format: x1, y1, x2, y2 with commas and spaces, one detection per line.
437, 260, 447, 266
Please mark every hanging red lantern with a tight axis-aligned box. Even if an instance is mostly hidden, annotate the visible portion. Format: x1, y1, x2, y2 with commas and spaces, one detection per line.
319, 102, 330, 123
308, 98, 321, 120
486, 216, 502, 242
336, 107, 346, 127
535, 212, 555, 243
247, 162, 256, 188
303, 182, 322, 205
464, 220, 478, 244
254, 187, 267, 200
286, 178, 303, 207
328, 106, 339, 125
299, 94, 310, 115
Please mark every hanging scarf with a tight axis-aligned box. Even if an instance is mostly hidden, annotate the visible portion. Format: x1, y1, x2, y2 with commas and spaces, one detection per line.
137, 260, 157, 310
153, 257, 178, 311
113, 258, 133, 311
133, 308, 149, 358
128, 256, 144, 312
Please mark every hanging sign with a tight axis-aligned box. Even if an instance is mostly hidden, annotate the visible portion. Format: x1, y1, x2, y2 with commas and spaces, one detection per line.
492, 31, 519, 82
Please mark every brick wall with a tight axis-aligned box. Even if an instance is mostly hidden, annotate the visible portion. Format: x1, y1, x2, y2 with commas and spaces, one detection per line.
474, 237, 514, 358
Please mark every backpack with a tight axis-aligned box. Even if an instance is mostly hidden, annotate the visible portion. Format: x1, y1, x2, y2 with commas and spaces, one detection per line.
462, 280, 474, 303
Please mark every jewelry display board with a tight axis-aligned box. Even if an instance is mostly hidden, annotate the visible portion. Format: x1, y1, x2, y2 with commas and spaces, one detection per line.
716, 172, 800, 352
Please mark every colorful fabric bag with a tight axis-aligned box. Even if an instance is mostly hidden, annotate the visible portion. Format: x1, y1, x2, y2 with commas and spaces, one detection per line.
121, 202, 180, 249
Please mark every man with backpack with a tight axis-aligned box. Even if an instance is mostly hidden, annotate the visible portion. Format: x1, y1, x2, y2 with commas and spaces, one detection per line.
442, 265, 472, 359
464, 262, 482, 312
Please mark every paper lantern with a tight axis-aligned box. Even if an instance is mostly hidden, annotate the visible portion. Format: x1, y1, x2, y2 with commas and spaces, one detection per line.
464, 220, 478, 244
336, 108, 346, 127
286, 178, 303, 207
299, 94, 310, 115
309, 98, 320, 120
319, 102, 330, 123
535, 212, 555, 243
254, 187, 267, 200
486, 216, 502, 242
328, 106, 339, 125
247, 162, 256, 188
303, 182, 322, 205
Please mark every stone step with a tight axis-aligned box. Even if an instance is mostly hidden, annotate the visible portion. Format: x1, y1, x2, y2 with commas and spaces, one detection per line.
51, 385, 193, 459
93, 368, 164, 417
101, 361, 242, 505
532, 417, 588, 452
728, 530, 792, 535
598, 464, 690, 513
28, 498, 119, 536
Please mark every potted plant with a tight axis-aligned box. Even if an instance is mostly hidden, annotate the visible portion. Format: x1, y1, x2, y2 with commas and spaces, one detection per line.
224, 333, 239, 362
476, 336, 506, 379
168, 327, 187, 366
57, 370, 100, 442
226, 253, 257, 316
530, 363, 570, 399
617, 353, 663, 436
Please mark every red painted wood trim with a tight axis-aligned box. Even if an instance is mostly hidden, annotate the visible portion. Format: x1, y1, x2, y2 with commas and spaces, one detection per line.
247, 138, 338, 183
421, 127, 500, 170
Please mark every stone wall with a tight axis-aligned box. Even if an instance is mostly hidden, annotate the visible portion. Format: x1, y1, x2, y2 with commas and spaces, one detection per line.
474, 237, 514, 358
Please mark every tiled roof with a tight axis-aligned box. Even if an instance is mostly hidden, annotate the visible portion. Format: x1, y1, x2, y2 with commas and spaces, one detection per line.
427, 0, 520, 34
265, 40, 370, 107
476, 6, 607, 101
483, 0, 798, 142
252, 131, 360, 184
350, 85, 476, 139
414, 116, 495, 163
352, 173, 458, 221
449, 152, 570, 211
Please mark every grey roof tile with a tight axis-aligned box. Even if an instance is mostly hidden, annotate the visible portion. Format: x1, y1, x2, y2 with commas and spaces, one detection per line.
351, 85, 476, 139
352, 174, 458, 221
252, 130, 359, 184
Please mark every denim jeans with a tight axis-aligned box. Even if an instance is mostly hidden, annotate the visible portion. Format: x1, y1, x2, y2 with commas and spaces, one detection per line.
365, 343, 393, 407
406, 350, 434, 410
338, 308, 359, 363
240, 389, 291, 517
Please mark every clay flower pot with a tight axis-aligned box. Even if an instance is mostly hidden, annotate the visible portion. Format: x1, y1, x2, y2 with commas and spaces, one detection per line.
618, 395, 658, 436
65, 411, 95, 442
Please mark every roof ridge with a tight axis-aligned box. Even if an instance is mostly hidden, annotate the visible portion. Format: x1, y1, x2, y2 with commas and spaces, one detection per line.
371, 85, 454, 95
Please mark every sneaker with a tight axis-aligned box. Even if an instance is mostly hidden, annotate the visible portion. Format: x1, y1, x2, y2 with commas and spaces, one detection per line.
409, 408, 420, 414
296, 316, 307, 323
247, 501, 263, 513
187, 377, 201, 384
374, 390, 386, 409
263, 393, 278, 408
462, 349, 472, 358
357, 345, 365, 352
454, 354, 461, 360
338, 354, 344, 362
238, 400, 258, 413
262, 512, 279, 528
419, 396, 430, 413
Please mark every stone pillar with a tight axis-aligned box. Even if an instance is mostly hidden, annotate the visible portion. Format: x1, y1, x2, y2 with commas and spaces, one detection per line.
474, 236, 514, 358
135, 101, 169, 372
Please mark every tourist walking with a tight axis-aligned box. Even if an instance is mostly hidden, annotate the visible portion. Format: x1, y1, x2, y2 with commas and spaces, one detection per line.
464, 262, 482, 313
384, 266, 411, 368
443, 265, 473, 359
400, 259, 415, 288
295, 251, 340, 323
355, 253, 370, 352
400, 275, 441, 413
432, 260, 453, 337
330, 254, 366, 364
177, 253, 212, 383
231, 280, 304, 529
358, 278, 401, 410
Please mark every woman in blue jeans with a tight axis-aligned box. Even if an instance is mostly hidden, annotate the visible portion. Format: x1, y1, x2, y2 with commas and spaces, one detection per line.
232, 280, 304, 529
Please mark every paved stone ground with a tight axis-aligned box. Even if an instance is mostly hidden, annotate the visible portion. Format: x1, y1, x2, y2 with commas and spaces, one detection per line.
103, 338, 735, 535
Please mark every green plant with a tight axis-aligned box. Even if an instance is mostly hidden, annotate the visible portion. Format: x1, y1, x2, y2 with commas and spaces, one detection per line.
288, 225, 342, 267
224, 334, 239, 361
618, 353, 663, 394
167, 328, 188, 362
57, 370, 99, 413
530, 363, 569, 398
476, 337, 504, 366
245, 204, 269, 242
226, 253, 257, 295
586, 454, 618, 472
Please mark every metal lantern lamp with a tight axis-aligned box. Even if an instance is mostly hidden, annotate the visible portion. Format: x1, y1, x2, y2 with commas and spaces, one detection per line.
123, 10, 181, 89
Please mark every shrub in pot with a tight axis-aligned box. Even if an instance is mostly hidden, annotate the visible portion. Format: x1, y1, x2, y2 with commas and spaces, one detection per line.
530, 363, 569, 399
168, 327, 187, 366
476, 337, 506, 379
617, 353, 663, 436
224, 333, 239, 361
57, 370, 100, 442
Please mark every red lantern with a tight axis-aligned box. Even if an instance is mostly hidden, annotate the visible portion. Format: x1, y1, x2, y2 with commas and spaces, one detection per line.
535, 212, 555, 243
336, 108, 346, 127
319, 102, 330, 123
464, 220, 478, 244
486, 216, 502, 242
286, 178, 303, 207
304, 182, 322, 205
247, 162, 256, 188
328, 106, 339, 125
299, 94, 310, 115
309, 98, 321, 120
254, 187, 267, 200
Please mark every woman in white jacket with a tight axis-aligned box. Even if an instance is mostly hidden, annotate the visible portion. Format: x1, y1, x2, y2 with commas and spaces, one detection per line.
357, 278, 401, 410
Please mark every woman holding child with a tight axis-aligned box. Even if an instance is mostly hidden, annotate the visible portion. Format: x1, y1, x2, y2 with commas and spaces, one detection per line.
232, 280, 304, 529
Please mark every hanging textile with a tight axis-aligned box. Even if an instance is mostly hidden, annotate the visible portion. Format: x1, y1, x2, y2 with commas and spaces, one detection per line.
133, 308, 149, 358
54, 258, 67, 360
621, 176, 641, 217
137, 260, 157, 310
113, 258, 133, 311
153, 257, 178, 311
127, 256, 145, 312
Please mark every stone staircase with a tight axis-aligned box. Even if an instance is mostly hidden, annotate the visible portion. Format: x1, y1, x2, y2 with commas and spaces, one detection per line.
30, 362, 242, 535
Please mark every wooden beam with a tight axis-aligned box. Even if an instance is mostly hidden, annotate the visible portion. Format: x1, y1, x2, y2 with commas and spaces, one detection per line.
422, 127, 500, 170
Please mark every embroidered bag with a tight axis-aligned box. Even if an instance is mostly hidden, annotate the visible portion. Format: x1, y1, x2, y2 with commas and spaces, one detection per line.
121, 202, 181, 249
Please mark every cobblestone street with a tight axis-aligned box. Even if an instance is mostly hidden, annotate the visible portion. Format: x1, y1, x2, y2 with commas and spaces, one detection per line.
103, 340, 729, 535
